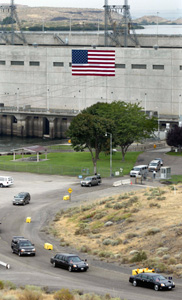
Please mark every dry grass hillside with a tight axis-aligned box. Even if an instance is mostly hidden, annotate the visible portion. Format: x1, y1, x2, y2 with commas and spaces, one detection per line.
51, 185, 182, 277
1, 5, 181, 26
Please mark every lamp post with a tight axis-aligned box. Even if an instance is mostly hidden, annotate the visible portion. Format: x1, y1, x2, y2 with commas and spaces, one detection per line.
105, 132, 112, 177
156, 106, 160, 139
145, 93, 147, 114
179, 94, 181, 121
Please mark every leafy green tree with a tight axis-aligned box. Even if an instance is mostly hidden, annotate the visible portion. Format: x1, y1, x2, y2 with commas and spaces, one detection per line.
84, 101, 157, 161
166, 125, 182, 151
67, 112, 114, 174
2, 17, 16, 25
108, 101, 157, 161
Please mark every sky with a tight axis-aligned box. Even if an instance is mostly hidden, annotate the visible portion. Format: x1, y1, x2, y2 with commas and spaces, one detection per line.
1, 0, 182, 11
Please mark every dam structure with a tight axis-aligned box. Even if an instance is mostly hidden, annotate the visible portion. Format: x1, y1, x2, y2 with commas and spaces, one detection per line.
0, 31, 182, 138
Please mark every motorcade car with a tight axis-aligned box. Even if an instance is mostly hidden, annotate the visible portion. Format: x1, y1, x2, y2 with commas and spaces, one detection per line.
80, 175, 98, 187
155, 158, 164, 166
11, 236, 36, 256
0, 176, 13, 187
50, 253, 89, 272
129, 272, 175, 291
148, 160, 161, 172
130, 165, 148, 178
13, 192, 30, 205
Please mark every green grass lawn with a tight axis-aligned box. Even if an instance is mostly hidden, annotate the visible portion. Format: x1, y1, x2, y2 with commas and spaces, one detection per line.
0, 151, 141, 177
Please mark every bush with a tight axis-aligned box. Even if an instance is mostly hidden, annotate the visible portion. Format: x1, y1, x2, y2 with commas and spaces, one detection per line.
19, 290, 43, 300
2, 295, 17, 300
54, 288, 74, 300
2, 281, 16, 290
130, 251, 147, 263
0, 281, 4, 290
146, 228, 160, 235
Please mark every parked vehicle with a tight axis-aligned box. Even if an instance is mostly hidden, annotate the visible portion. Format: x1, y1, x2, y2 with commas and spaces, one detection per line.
148, 160, 161, 172
81, 176, 99, 187
96, 174, 101, 184
50, 253, 89, 272
13, 192, 30, 205
11, 236, 36, 256
130, 165, 148, 178
129, 272, 175, 291
0, 176, 13, 187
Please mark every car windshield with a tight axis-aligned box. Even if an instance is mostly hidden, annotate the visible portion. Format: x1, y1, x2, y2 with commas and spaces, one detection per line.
153, 275, 166, 282
84, 177, 91, 181
19, 241, 32, 247
150, 163, 157, 166
68, 256, 82, 263
15, 194, 25, 198
133, 167, 140, 171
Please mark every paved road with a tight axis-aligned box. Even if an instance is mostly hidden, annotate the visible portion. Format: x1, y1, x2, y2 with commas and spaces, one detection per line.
0, 147, 182, 299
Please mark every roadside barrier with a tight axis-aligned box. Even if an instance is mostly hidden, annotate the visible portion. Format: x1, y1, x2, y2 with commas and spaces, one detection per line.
44, 243, 53, 250
121, 179, 131, 185
113, 180, 122, 187
0, 261, 10, 269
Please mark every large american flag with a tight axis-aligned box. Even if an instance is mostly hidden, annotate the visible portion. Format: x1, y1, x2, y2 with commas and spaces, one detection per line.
72, 49, 115, 76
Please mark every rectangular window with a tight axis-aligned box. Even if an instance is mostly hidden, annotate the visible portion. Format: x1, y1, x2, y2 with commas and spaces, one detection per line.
69, 62, 72, 67
153, 65, 164, 70
53, 62, 64, 67
11, 61, 24, 66
0, 60, 5, 65
180, 66, 182, 70
115, 64, 125, 69
132, 64, 147, 69
29, 61, 40, 66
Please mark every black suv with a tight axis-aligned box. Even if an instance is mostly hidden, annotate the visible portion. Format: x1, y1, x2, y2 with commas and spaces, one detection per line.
50, 253, 89, 272
11, 236, 36, 256
13, 192, 31, 205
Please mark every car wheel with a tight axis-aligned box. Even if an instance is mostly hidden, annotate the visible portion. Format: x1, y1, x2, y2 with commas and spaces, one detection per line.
12, 248, 14, 253
89, 183, 91, 187
68, 266, 72, 272
18, 251, 21, 257
154, 284, 159, 291
53, 262, 56, 268
0, 184, 3, 188
133, 280, 137, 287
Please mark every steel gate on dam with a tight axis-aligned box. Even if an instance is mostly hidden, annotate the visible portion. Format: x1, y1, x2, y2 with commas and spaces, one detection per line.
0, 107, 76, 139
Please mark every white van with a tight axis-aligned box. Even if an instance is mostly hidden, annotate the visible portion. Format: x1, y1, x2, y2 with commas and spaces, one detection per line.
130, 165, 148, 178
0, 176, 14, 187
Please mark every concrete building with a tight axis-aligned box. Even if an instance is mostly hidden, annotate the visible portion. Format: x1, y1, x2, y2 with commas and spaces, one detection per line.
0, 32, 181, 138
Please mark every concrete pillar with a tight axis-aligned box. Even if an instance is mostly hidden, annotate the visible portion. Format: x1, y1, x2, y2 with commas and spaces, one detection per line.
14, 114, 28, 137
47, 117, 56, 139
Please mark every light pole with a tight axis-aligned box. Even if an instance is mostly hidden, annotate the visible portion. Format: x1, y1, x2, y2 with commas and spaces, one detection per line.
179, 94, 181, 121
145, 93, 147, 114
105, 132, 112, 177
156, 106, 160, 139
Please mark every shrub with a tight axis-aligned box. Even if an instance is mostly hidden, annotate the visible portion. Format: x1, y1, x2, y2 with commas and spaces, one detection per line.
0, 281, 4, 290
157, 196, 166, 201
2, 281, 16, 290
19, 289, 43, 300
149, 203, 161, 208
54, 288, 74, 300
80, 245, 90, 253
130, 251, 147, 263
2, 295, 17, 300
113, 203, 123, 210
126, 233, 138, 239
146, 228, 160, 235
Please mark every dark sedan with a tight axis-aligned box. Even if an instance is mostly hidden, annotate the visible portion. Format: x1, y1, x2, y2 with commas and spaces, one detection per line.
50, 253, 89, 272
129, 272, 175, 291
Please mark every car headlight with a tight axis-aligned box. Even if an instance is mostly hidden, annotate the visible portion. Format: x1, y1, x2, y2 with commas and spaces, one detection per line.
161, 283, 165, 287
73, 264, 77, 268
21, 249, 25, 252
32, 248, 36, 252
86, 263, 89, 267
